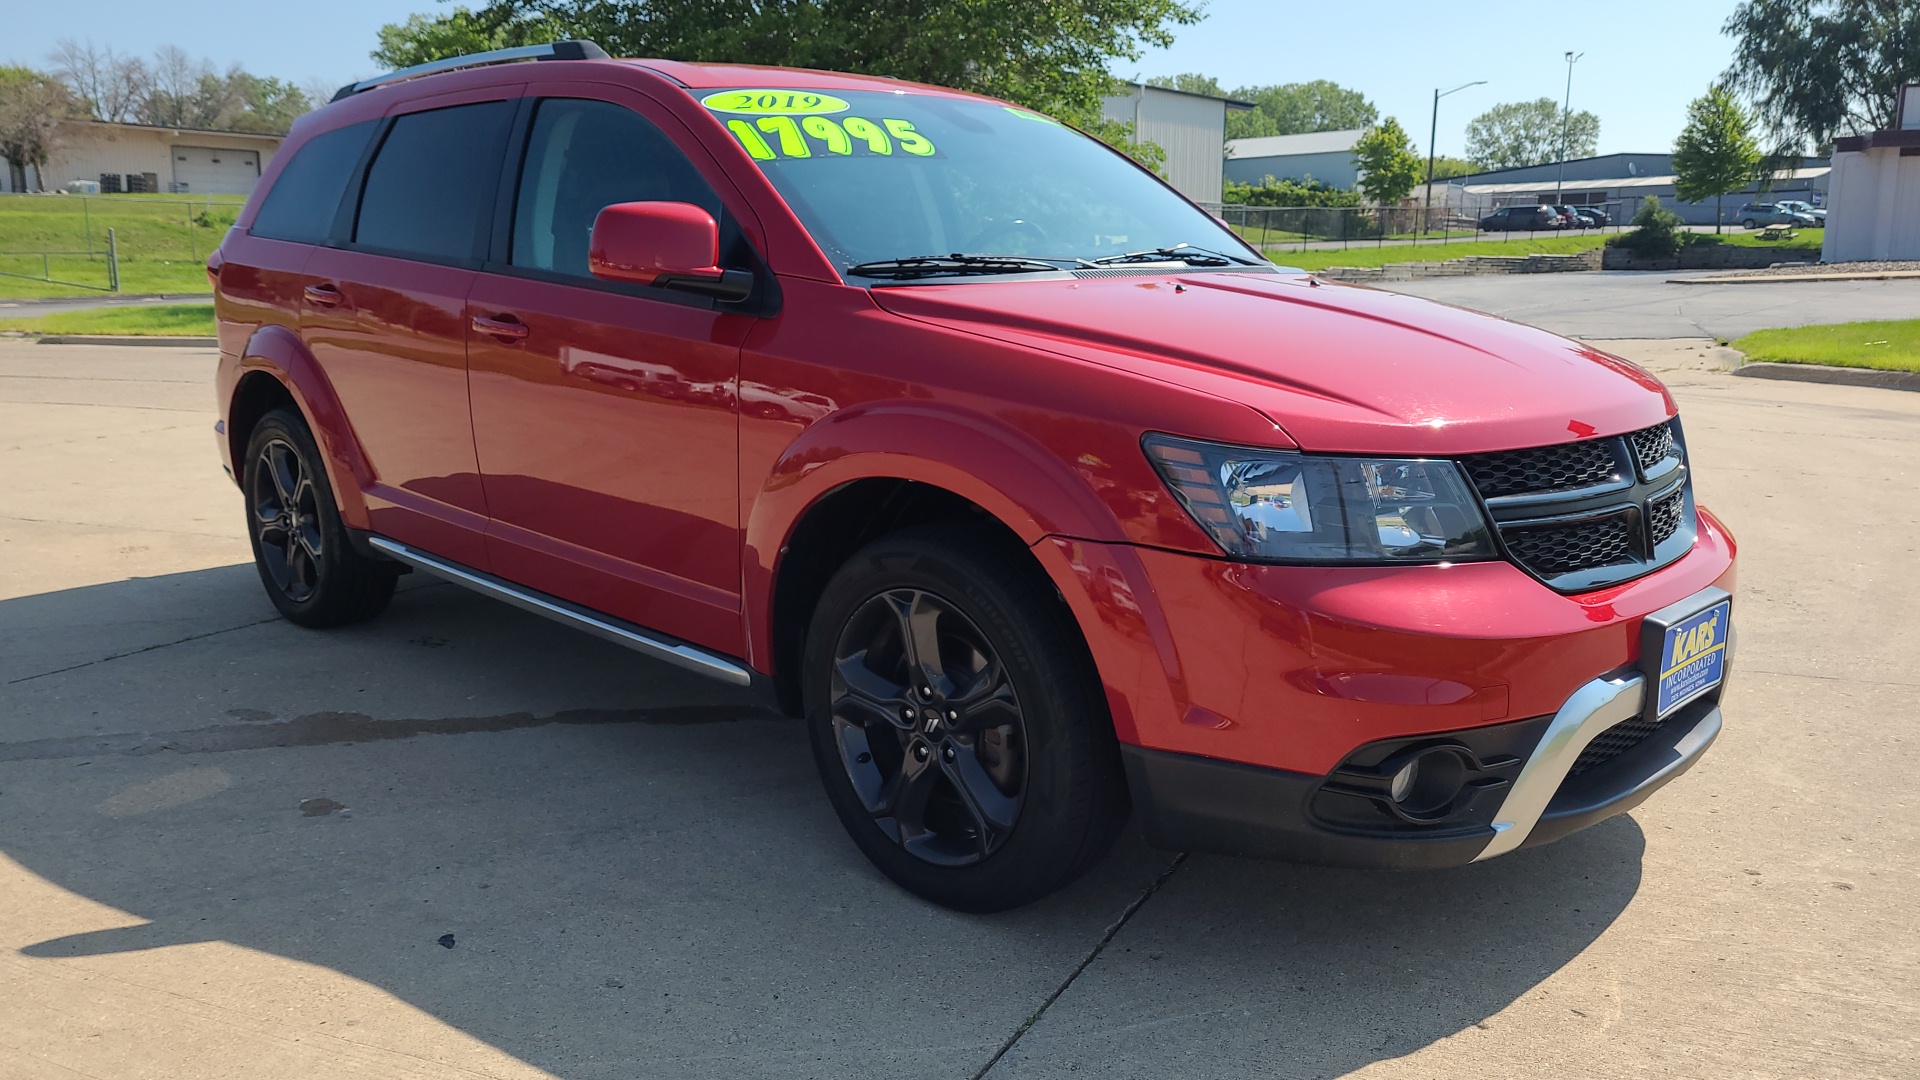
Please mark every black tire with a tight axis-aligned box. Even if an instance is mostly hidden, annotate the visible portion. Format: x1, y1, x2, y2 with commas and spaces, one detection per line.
1742, 218, 1757, 230
803, 525, 1128, 912
241, 408, 398, 627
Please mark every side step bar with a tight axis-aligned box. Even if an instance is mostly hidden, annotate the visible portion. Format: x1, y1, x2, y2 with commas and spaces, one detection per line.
366, 535, 755, 687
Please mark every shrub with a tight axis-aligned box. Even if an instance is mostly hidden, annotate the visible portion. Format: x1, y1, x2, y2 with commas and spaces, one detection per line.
1222, 174, 1361, 208
1607, 196, 1685, 257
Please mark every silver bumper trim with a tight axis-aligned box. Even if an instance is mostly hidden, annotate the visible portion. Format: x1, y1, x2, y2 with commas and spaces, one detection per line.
1473, 672, 1646, 860
367, 535, 755, 687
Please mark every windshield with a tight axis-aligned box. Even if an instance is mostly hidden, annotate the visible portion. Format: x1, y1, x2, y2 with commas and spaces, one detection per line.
700, 87, 1258, 277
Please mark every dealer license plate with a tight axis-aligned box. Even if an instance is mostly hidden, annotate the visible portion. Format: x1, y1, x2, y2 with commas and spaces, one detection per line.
1652, 598, 1731, 718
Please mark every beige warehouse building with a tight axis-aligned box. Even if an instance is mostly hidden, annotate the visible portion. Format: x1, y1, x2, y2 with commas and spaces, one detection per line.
1823, 84, 1920, 263
2, 119, 285, 195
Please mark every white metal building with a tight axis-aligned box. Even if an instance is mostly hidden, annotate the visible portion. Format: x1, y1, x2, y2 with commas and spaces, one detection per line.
1, 120, 284, 195
1823, 84, 1920, 262
1101, 84, 1252, 207
1223, 129, 1366, 190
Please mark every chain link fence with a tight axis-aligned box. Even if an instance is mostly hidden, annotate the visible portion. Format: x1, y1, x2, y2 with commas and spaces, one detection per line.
1219, 200, 1630, 256
0, 193, 242, 293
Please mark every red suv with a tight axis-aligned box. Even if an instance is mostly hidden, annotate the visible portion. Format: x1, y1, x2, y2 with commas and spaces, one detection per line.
210, 43, 1736, 911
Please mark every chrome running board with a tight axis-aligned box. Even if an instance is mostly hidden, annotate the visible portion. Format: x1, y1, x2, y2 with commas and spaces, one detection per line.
367, 535, 755, 687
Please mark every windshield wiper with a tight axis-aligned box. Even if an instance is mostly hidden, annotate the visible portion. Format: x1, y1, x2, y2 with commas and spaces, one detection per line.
845, 254, 1070, 279
1089, 243, 1259, 267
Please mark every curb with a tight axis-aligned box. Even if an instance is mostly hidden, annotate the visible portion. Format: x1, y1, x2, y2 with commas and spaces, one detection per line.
1732, 362, 1920, 393
34, 334, 217, 347
1671, 270, 1920, 285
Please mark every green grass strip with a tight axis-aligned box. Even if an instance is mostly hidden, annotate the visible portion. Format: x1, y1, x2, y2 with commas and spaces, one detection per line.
1733, 319, 1920, 373
0, 303, 216, 337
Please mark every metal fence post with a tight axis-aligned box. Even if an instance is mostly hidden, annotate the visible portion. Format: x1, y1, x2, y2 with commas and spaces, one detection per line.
107, 228, 119, 292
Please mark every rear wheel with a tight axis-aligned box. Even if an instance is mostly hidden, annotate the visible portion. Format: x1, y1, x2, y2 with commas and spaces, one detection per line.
1742, 218, 1757, 229
242, 408, 398, 627
803, 526, 1127, 912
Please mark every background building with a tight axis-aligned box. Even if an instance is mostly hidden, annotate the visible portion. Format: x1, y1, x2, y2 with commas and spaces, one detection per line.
1223, 129, 1365, 190
1823, 84, 1920, 262
2, 119, 285, 195
1427, 152, 1829, 226
1102, 83, 1252, 208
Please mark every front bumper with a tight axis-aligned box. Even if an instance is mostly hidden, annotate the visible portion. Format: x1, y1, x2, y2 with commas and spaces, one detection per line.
1123, 664, 1725, 868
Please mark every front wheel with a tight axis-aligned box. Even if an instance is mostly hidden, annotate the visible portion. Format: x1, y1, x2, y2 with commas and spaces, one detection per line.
242, 408, 398, 627
803, 526, 1128, 912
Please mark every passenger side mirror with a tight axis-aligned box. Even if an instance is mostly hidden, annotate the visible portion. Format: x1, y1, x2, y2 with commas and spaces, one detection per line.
589, 201, 753, 303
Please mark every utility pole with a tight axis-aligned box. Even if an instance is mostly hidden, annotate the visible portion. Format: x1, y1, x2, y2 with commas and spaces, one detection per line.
1555, 52, 1584, 200
1425, 80, 1486, 232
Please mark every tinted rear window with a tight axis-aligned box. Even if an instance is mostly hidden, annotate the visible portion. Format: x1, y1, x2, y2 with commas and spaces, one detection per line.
354, 101, 514, 262
250, 121, 376, 244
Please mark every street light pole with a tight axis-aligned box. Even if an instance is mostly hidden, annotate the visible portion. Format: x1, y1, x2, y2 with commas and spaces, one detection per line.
1424, 80, 1486, 232
1555, 51, 1584, 201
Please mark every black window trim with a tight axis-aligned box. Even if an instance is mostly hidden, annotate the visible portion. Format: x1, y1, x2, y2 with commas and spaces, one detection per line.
246, 118, 381, 247
478, 93, 779, 316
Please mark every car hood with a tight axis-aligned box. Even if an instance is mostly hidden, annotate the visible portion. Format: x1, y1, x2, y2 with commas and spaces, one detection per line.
868, 271, 1674, 455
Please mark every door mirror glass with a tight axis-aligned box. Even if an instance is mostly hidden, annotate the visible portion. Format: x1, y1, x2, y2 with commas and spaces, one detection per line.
589, 201, 751, 302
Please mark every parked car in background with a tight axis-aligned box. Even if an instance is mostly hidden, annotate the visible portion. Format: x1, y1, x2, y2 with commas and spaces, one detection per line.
209, 41, 1737, 912
1478, 205, 1561, 231
1548, 205, 1582, 228
1736, 203, 1817, 229
1774, 200, 1825, 223
1572, 206, 1609, 228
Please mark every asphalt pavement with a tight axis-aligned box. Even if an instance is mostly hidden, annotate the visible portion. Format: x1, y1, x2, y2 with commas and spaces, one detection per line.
1, 284, 1916, 1078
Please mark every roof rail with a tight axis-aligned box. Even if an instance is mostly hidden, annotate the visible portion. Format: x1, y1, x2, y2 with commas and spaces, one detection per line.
331, 40, 610, 102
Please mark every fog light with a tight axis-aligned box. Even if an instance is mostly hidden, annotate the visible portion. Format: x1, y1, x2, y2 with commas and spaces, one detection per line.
1390, 760, 1417, 802
1387, 747, 1470, 820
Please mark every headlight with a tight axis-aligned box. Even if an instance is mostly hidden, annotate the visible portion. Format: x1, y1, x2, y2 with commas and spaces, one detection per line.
1143, 434, 1497, 563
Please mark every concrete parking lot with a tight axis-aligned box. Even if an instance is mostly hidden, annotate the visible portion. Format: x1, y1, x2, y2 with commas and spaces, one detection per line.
2, 278, 1916, 1078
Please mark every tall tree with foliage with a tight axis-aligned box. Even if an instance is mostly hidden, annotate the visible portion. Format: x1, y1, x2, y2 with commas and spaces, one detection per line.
1465, 98, 1599, 170
1352, 118, 1422, 205
1672, 86, 1762, 233
1723, 0, 1920, 147
1226, 80, 1376, 139
0, 66, 79, 191
376, 0, 1200, 124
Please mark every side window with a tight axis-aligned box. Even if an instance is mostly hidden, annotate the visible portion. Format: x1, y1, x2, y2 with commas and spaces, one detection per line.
511, 98, 724, 278
250, 121, 376, 243
355, 101, 515, 262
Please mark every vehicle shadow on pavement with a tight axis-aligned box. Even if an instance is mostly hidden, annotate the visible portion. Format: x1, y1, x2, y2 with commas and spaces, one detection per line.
0, 569, 1642, 1080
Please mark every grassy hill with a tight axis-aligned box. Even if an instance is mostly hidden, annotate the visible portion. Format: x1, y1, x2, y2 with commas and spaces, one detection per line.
0, 194, 241, 298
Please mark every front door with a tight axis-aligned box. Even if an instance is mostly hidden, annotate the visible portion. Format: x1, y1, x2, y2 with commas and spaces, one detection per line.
300, 94, 518, 568
466, 93, 755, 656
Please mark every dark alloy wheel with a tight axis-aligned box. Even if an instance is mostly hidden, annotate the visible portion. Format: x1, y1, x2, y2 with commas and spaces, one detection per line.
804, 525, 1128, 912
829, 587, 1027, 867
241, 408, 398, 627
250, 436, 325, 604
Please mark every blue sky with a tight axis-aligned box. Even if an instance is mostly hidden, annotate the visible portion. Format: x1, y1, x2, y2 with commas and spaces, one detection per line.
7, 0, 1741, 158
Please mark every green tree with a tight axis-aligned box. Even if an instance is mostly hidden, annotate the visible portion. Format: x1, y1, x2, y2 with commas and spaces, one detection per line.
1352, 117, 1422, 204
0, 66, 79, 191
1225, 79, 1376, 140
1723, 0, 1920, 146
1221, 174, 1359, 207
1145, 72, 1224, 97
1465, 98, 1600, 170
1672, 85, 1761, 233
1427, 155, 1479, 180
374, 0, 1201, 126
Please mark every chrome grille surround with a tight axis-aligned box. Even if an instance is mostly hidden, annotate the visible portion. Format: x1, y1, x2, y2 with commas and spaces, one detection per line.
1459, 419, 1697, 593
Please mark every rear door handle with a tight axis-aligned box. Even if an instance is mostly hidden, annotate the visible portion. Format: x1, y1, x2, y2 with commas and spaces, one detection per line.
303, 283, 343, 306
471, 314, 530, 342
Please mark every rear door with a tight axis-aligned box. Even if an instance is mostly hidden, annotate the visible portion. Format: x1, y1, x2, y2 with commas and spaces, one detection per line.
300, 90, 519, 567
465, 90, 759, 655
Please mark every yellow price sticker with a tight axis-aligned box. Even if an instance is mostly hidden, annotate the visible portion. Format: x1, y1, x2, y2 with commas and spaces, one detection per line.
722, 114, 939, 161
701, 89, 851, 115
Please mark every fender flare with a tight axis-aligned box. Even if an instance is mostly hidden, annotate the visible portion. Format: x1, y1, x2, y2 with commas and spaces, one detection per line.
743, 401, 1136, 666
229, 324, 374, 529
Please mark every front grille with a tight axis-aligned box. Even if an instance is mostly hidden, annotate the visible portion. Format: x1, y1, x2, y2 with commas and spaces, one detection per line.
1460, 439, 1618, 499
1649, 488, 1685, 544
1629, 421, 1676, 472
1571, 713, 1664, 774
1458, 418, 1694, 591
1503, 513, 1635, 576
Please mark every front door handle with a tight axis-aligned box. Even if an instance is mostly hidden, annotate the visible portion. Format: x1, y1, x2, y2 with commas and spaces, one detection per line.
303, 283, 343, 306
471, 314, 530, 342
